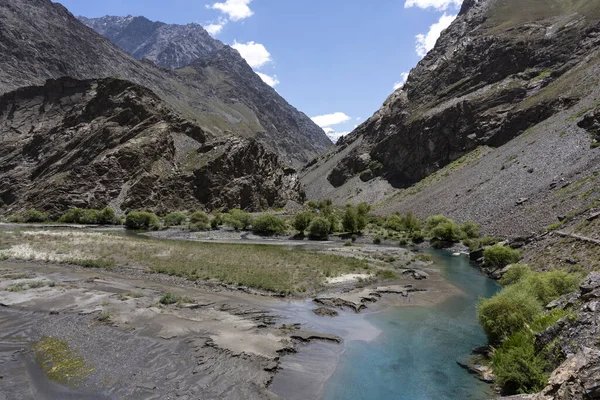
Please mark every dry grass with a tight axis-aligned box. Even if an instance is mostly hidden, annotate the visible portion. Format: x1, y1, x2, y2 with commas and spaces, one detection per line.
0, 230, 371, 294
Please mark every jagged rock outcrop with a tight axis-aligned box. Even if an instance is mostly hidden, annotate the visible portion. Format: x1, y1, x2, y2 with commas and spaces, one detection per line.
78, 15, 225, 69
0, 77, 304, 215
303, 0, 600, 237
0, 0, 330, 167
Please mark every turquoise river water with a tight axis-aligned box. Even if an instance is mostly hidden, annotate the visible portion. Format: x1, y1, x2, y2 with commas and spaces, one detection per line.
270, 250, 499, 400
321, 251, 499, 399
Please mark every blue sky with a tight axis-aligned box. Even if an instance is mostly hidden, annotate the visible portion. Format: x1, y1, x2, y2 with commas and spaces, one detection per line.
59, 0, 462, 141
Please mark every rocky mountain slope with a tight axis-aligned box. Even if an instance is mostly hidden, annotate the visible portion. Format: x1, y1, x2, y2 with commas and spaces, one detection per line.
78, 15, 225, 69
0, 0, 330, 167
303, 0, 600, 237
0, 77, 303, 215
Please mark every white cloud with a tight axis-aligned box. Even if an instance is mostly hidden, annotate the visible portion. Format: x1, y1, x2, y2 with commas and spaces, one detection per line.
231, 41, 272, 68
205, 20, 226, 36
311, 112, 351, 128
393, 72, 410, 90
404, 0, 461, 11
415, 13, 456, 57
356, 117, 361, 121
256, 72, 280, 87
325, 131, 350, 143
323, 127, 335, 134
209, 0, 253, 21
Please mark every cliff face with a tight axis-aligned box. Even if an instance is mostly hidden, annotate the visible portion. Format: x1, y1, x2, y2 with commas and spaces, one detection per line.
0, 77, 304, 216
0, 0, 330, 167
303, 0, 600, 237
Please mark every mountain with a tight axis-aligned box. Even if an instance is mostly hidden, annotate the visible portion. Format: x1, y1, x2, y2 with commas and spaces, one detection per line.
303, 0, 600, 237
0, 0, 331, 168
0, 77, 303, 215
78, 15, 225, 69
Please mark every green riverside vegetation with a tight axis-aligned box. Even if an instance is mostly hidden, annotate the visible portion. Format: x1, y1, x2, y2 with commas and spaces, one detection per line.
477, 264, 580, 395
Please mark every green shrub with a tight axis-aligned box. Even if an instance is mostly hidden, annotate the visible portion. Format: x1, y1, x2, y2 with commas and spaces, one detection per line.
493, 330, 549, 395
342, 206, 358, 233
228, 209, 253, 230
292, 212, 313, 234
401, 212, 421, 232
461, 221, 480, 239
190, 211, 209, 224
373, 236, 382, 245
517, 270, 580, 306
384, 215, 403, 232
424, 215, 453, 231
252, 214, 287, 236
327, 214, 339, 233
500, 264, 531, 286
357, 202, 370, 216
430, 221, 462, 243
211, 214, 222, 229
125, 212, 160, 230
23, 209, 48, 223
164, 212, 187, 227
410, 230, 425, 243
80, 209, 101, 224
59, 208, 85, 223
159, 293, 178, 305
222, 214, 244, 230
344, 240, 352, 247
99, 207, 117, 225
308, 217, 330, 240
477, 286, 543, 345
484, 246, 521, 270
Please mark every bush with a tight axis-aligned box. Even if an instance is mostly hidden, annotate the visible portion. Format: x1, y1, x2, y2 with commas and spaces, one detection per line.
292, 212, 313, 234
500, 264, 531, 286
99, 207, 117, 225
430, 221, 462, 243
517, 270, 580, 306
228, 209, 253, 230
159, 293, 178, 305
384, 215, 403, 232
493, 330, 549, 395
344, 240, 352, 247
211, 214, 222, 229
401, 212, 421, 232
327, 214, 339, 233
190, 211, 209, 225
477, 286, 542, 345
23, 209, 48, 223
252, 214, 287, 236
342, 206, 358, 233
80, 209, 101, 224
373, 236, 382, 245
125, 212, 160, 230
410, 230, 425, 243
461, 221, 480, 239
424, 215, 453, 232
484, 246, 521, 270
308, 217, 330, 240
164, 212, 187, 227
59, 208, 85, 223
222, 214, 244, 230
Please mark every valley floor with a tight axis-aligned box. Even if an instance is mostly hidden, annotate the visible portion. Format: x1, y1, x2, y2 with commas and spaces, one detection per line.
0, 226, 460, 399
